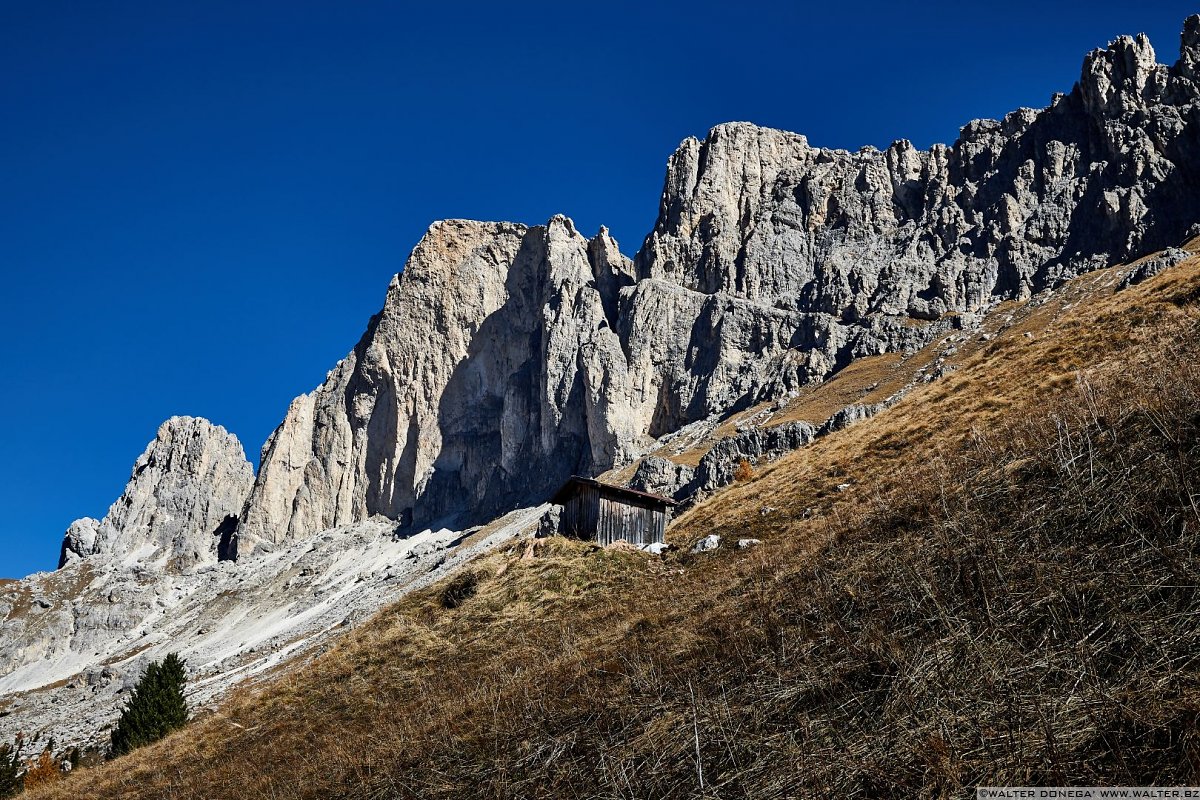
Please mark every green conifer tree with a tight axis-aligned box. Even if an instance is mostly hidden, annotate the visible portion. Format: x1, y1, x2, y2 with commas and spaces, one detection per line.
109, 653, 189, 758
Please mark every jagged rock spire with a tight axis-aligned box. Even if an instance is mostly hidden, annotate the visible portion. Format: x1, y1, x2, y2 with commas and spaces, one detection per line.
59, 416, 254, 572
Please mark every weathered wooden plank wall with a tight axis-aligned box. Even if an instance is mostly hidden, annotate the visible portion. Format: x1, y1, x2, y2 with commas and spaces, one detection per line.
594, 496, 667, 547
556, 481, 669, 546
560, 485, 599, 538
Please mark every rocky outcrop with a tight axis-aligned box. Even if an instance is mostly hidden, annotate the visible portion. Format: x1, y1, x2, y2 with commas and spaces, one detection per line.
631, 22, 1200, 428
60, 518, 100, 563
818, 403, 887, 435
689, 421, 818, 498
228, 19, 1200, 552
58, 417, 254, 572
233, 218, 646, 556
629, 455, 696, 499
1119, 246, 1192, 288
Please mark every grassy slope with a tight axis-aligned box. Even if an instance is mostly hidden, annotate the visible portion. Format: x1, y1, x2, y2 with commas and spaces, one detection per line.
29, 255, 1200, 799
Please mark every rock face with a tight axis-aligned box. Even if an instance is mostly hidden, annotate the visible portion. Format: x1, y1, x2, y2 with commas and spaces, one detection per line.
632, 24, 1200, 419
59, 417, 254, 572
1119, 246, 1192, 288
818, 403, 886, 435
690, 421, 819, 498
226, 19, 1200, 552
10, 13, 1200, 756
234, 218, 644, 555
629, 456, 696, 499
642, 30, 1200, 306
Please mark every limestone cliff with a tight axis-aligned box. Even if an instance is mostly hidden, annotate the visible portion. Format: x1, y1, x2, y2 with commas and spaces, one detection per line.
59, 16, 1200, 559
630, 24, 1200, 429
59, 416, 253, 572
233, 218, 643, 554
229, 19, 1200, 550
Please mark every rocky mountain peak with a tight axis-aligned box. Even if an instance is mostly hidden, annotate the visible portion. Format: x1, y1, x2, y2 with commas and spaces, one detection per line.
1178, 15, 1200, 82
223, 16, 1200, 553
58, 416, 254, 572
1078, 32, 1163, 115
230, 216, 641, 557
52, 15, 1200, 566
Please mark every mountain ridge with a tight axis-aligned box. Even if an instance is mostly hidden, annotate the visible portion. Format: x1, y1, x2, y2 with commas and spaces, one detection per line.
30, 227, 1200, 799
7, 13, 1200, 761
228, 14, 1200, 549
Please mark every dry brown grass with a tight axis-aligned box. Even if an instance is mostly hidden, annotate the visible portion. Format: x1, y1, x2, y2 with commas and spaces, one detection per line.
26, 256, 1200, 799
661, 349, 931, 469
768, 351, 914, 427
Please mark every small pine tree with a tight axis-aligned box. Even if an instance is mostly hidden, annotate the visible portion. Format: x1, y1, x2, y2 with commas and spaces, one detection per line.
157, 653, 189, 730
0, 739, 22, 798
109, 653, 189, 758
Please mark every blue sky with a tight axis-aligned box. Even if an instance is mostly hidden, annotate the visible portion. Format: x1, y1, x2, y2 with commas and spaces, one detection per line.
1, 0, 1195, 578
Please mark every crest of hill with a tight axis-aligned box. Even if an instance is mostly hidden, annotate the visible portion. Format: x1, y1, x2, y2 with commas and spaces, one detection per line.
53, 13, 1200, 571
28, 234, 1200, 796
14, 15, 1200, 793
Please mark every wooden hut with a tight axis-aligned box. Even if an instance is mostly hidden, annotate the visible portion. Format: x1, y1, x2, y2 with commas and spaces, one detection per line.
551, 476, 676, 547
